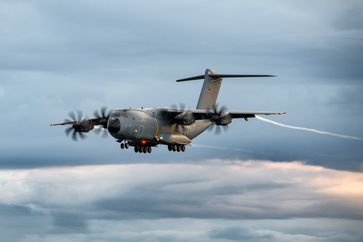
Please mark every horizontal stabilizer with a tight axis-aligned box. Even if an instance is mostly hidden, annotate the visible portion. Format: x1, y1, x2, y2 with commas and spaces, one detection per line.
177, 74, 275, 82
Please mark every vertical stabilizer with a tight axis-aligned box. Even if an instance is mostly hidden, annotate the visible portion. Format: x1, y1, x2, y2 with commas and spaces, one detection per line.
176, 68, 275, 110
196, 68, 222, 109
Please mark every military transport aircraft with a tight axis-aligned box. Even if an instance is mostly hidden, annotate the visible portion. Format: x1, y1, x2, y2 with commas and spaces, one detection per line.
51, 68, 285, 153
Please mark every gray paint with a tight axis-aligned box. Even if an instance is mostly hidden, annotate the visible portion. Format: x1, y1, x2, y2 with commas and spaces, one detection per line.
196, 69, 222, 109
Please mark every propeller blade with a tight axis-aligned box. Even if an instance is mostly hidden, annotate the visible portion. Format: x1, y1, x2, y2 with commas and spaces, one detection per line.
71, 129, 78, 141
94, 126, 109, 137
102, 129, 108, 138
101, 107, 108, 118
215, 125, 222, 135
222, 125, 229, 132
170, 103, 189, 133
94, 107, 111, 119
77, 110, 83, 121
218, 105, 227, 116
94, 110, 100, 119
65, 126, 73, 136
69, 111, 76, 121
64, 118, 73, 123
94, 127, 102, 134
78, 132, 86, 140
208, 122, 229, 135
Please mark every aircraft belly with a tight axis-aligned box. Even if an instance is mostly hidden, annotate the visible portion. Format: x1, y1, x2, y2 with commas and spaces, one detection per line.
186, 120, 212, 140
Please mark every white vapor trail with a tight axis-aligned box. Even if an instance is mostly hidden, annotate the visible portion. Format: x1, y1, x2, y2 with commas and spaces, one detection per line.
255, 115, 363, 141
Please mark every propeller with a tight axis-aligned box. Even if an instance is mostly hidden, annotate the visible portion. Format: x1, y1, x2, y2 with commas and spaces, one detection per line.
208, 123, 229, 135
93, 126, 109, 137
170, 103, 186, 112
170, 103, 188, 133
208, 103, 231, 135
94, 107, 111, 128
93, 107, 112, 137
209, 103, 227, 122
64, 110, 89, 141
54, 107, 112, 141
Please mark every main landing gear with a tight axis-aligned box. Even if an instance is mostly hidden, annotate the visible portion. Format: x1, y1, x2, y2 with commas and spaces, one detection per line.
134, 145, 152, 153
120, 142, 129, 150
168, 144, 185, 152
120, 140, 152, 154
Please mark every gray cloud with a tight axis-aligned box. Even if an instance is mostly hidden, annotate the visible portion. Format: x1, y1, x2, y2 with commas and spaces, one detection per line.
209, 227, 273, 241
1, 160, 363, 241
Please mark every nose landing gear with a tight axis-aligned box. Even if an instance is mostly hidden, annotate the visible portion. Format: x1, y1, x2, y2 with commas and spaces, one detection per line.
168, 144, 186, 152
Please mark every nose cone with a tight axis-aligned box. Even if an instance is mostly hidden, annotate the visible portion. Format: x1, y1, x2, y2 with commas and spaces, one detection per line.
108, 117, 120, 133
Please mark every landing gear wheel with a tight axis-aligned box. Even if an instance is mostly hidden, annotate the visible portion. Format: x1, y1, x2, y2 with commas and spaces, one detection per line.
168, 145, 172, 151
142, 146, 147, 153
181, 145, 185, 152
147, 146, 152, 153
172, 145, 176, 152
134, 146, 138, 153
125, 143, 129, 149
176, 145, 181, 152
120, 143, 125, 149
138, 146, 142, 153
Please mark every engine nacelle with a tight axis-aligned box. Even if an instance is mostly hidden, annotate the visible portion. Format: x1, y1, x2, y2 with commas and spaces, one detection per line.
175, 111, 195, 125
214, 112, 232, 126
74, 120, 95, 132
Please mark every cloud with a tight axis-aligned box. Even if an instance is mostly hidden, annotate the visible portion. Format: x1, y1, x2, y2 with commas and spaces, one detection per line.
1, 159, 363, 241
0, 86, 5, 98
209, 227, 273, 241
0, 0, 363, 171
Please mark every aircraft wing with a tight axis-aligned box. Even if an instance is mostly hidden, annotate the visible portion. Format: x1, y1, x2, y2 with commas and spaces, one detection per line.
161, 108, 285, 121
227, 111, 286, 119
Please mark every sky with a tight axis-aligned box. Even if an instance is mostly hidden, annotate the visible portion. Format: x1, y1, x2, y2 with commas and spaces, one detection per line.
0, 0, 363, 241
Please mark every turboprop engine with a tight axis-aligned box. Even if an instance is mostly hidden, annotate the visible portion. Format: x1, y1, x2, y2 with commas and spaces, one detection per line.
175, 111, 195, 125
213, 111, 232, 126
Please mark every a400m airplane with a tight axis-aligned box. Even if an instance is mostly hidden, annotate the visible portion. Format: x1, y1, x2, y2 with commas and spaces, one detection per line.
51, 68, 285, 153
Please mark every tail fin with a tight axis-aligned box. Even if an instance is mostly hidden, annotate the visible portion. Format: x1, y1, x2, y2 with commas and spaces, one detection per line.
176, 68, 275, 110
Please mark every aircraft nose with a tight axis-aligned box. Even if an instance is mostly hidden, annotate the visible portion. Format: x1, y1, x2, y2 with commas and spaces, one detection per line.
108, 117, 120, 133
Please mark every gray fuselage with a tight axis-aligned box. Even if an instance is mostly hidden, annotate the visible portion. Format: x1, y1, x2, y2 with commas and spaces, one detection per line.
107, 108, 211, 147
